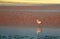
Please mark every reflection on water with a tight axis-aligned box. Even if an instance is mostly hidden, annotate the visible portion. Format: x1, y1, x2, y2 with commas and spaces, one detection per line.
0, 34, 60, 39
0, 25, 60, 39
0, 35, 35, 39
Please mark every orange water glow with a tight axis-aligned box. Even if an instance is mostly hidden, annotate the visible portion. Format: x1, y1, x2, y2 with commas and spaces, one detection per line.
36, 19, 41, 34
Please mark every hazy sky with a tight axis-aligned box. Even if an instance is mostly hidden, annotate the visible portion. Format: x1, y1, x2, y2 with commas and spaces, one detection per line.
0, 5, 60, 28
0, 0, 60, 4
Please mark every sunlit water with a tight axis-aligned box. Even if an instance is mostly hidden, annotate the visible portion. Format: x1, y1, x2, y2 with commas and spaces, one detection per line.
0, 25, 60, 39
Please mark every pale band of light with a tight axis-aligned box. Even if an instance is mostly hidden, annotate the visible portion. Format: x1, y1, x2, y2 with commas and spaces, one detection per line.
0, 0, 60, 4
0, 9, 60, 12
